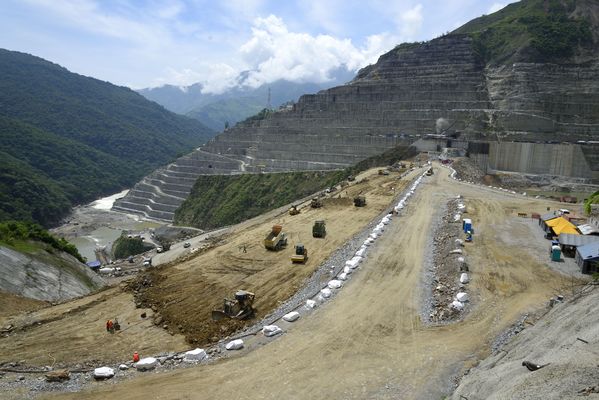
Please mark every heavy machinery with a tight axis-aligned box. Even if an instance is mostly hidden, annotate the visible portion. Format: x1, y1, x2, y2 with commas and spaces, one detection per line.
312, 220, 326, 238
354, 195, 366, 207
310, 197, 323, 208
378, 169, 390, 175
426, 168, 434, 176
291, 244, 308, 263
347, 175, 356, 182
264, 225, 288, 251
289, 205, 300, 215
211, 290, 256, 321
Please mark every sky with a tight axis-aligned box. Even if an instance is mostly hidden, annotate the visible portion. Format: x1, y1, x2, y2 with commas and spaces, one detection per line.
1, 0, 519, 92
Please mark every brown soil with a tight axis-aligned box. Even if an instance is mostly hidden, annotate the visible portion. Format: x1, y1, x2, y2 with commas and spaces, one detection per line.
39, 165, 582, 400
0, 291, 47, 324
0, 169, 410, 368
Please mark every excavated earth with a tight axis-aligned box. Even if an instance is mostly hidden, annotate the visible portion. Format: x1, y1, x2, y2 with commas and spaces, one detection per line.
0, 164, 592, 400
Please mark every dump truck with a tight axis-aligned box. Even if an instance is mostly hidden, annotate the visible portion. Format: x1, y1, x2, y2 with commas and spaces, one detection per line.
291, 244, 308, 263
289, 205, 300, 215
264, 225, 287, 251
312, 220, 326, 238
354, 196, 366, 207
310, 197, 323, 208
211, 290, 255, 321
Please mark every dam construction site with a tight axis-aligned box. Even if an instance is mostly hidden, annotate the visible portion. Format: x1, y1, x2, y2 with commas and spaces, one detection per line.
2, 1, 599, 399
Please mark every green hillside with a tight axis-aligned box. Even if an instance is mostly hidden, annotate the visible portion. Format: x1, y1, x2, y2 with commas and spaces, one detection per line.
0, 49, 215, 226
454, 0, 594, 64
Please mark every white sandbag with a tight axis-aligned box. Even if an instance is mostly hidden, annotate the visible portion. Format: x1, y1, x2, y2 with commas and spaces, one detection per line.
320, 288, 332, 298
93, 367, 115, 379
382, 217, 390, 224
456, 292, 469, 302
451, 300, 464, 310
135, 357, 158, 371
343, 266, 352, 274
449, 249, 463, 255
355, 248, 365, 257
338, 272, 347, 281
262, 325, 283, 337
370, 232, 378, 239
460, 273, 469, 284
225, 339, 244, 350
457, 256, 465, 263
283, 311, 300, 322
455, 239, 464, 246
363, 240, 372, 246
184, 348, 207, 362
453, 214, 461, 222
119, 364, 129, 370
328, 280, 343, 289
305, 299, 317, 309
99, 267, 115, 274
457, 203, 466, 209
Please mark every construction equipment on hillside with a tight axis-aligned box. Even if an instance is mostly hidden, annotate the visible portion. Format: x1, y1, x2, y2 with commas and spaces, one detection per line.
426, 168, 434, 176
312, 220, 326, 238
291, 244, 308, 263
378, 169, 390, 175
289, 205, 300, 215
310, 197, 323, 208
264, 225, 288, 251
354, 195, 367, 207
347, 175, 356, 182
211, 290, 256, 321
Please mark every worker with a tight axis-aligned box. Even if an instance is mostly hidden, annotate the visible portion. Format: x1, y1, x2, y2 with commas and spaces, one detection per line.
243, 245, 247, 253
113, 318, 121, 331
133, 352, 140, 363
107, 319, 114, 333
105, 320, 110, 332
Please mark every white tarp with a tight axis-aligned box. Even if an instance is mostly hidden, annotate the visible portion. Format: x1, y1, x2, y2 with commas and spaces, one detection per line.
460, 273, 469, 284
320, 288, 332, 298
225, 339, 244, 350
283, 311, 300, 322
456, 292, 469, 302
184, 348, 207, 362
451, 300, 464, 310
93, 367, 115, 379
305, 299, 316, 309
262, 325, 283, 337
328, 280, 343, 289
135, 357, 158, 371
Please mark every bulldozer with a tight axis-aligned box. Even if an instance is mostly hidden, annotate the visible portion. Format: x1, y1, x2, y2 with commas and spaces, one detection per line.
312, 220, 326, 238
291, 244, 308, 263
211, 290, 256, 321
289, 205, 300, 215
354, 195, 366, 207
310, 197, 323, 208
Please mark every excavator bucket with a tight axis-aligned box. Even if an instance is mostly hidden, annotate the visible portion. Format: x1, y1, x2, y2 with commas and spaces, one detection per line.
211, 310, 228, 321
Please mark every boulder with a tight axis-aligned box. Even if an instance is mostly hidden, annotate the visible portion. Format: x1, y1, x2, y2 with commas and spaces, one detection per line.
93, 367, 115, 380
135, 357, 158, 371
328, 280, 343, 289
225, 339, 244, 350
262, 325, 283, 337
184, 348, 207, 362
282, 311, 300, 322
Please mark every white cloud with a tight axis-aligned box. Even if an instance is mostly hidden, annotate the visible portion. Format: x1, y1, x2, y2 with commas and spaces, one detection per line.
399, 4, 423, 40
488, 2, 507, 14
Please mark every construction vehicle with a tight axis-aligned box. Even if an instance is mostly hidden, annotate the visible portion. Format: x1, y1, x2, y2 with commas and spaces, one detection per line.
211, 290, 256, 321
354, 195, 367, 207
310, 197, 323, 208
378, 169, 390, 175
312, 220, 326, 238
291, 244, 308, 263
426, 168, 433, 176
347, 175, 356, 182
289, 205, 300, 215
264, 225, 288, 251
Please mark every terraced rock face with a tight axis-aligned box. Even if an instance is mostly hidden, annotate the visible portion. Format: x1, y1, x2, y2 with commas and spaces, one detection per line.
114, 33, 599, 222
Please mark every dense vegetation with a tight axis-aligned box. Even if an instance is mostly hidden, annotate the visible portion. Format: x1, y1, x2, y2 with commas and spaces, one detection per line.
584, 191, 599, 215
112, 235, 152, 259
175, 145, 416, 229
0, 221, 84, 262
454, 0, 594, 64
0, 49, 214, 226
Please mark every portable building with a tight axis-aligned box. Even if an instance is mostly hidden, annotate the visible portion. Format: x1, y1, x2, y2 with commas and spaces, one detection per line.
575, 242, 599, 274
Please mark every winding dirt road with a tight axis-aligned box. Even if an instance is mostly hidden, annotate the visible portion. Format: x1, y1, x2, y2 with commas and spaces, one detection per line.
41, 166, 575, 400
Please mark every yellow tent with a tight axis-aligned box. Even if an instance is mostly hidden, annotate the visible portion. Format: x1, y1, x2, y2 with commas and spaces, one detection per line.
547, 217, 579, 235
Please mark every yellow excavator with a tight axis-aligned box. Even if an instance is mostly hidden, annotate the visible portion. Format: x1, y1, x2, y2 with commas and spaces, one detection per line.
211, 290, 256, 321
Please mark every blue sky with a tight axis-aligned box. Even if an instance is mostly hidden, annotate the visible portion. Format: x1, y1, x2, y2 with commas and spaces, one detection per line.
1, 0, 518, 91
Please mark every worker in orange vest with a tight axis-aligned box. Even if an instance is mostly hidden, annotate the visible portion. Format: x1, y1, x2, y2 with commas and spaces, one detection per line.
133, 352, 140, 362
105, 320, 110, 332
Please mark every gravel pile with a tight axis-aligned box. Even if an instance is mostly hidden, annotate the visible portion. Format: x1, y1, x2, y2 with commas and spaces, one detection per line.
422, 198, 469, 324
451, 158, 486, 184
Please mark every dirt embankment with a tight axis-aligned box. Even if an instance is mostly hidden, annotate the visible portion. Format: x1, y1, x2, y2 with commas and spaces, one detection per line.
452, 284, 599, 400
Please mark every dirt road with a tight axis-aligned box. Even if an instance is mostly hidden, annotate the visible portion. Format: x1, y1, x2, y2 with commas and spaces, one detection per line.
0, 168, 411, 369
41, 166, 576, 400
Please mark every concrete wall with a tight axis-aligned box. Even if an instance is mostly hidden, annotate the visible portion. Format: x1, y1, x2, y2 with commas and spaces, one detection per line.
487, 142, 593, 178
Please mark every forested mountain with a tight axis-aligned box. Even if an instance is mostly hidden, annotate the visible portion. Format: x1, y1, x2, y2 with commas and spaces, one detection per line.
0, 49, 214, 226
139, 68, 355, 131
